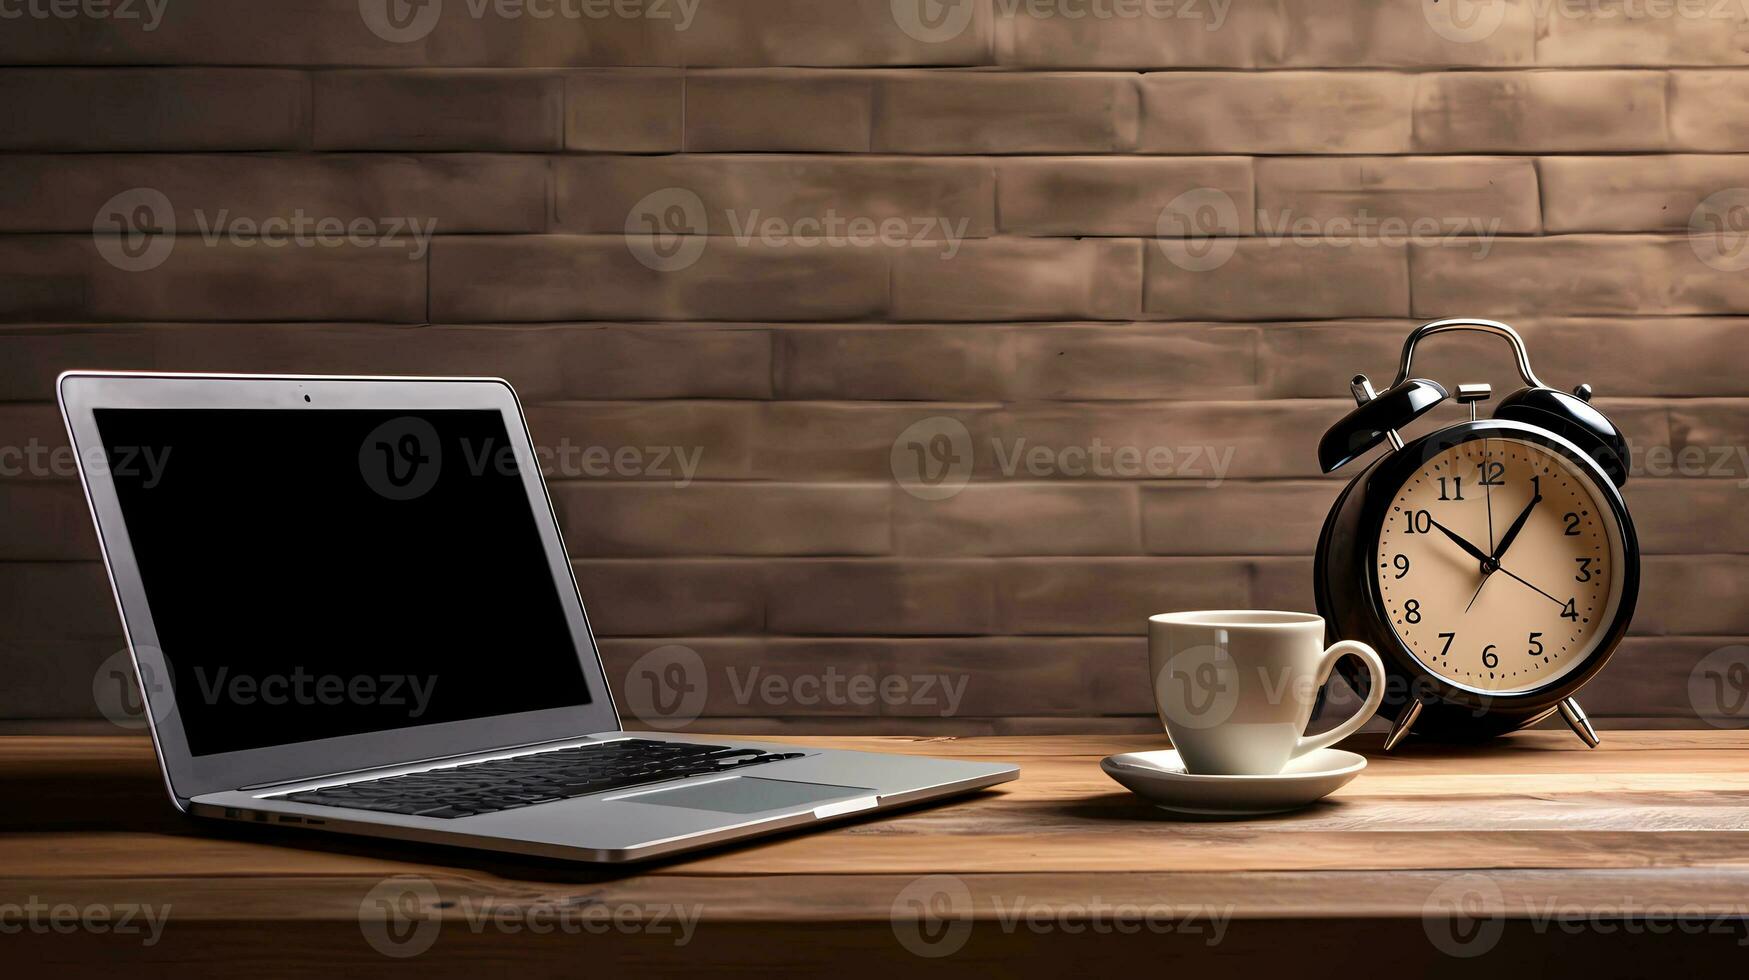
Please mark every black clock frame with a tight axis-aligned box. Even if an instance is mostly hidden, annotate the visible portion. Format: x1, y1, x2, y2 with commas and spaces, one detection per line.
1315, 418, 1640, 740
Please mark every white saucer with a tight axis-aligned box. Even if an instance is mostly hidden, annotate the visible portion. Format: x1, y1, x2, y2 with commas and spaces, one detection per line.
1101, 748, 1366, 817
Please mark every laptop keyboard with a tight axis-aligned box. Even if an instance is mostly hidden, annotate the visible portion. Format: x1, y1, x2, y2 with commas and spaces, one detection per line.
275, 739, 805, 819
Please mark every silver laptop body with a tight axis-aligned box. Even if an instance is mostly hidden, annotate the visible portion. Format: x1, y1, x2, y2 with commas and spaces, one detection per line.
60, 372, 1016, 863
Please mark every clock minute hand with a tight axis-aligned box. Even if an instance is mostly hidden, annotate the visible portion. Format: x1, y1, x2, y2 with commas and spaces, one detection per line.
1490, 492, 1543, 563
1426, 518, 1493, 566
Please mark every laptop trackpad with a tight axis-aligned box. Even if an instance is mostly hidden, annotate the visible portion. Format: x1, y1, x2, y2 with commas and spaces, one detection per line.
621, 777, 875, 814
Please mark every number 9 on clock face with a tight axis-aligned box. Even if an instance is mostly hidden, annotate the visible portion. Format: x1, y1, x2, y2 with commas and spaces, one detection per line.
1374, 436, 1628, 694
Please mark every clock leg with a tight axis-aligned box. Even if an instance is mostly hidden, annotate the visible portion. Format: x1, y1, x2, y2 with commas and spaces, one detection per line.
1558, 697, 1600, 748
1383, 700, 1424, 751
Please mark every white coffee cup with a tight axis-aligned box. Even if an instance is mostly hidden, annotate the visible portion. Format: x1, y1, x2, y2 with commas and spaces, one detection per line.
1149, 610, 1386, 776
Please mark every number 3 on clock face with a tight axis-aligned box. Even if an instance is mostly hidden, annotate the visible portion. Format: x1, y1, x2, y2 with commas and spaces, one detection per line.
1374, 436, 1628, 694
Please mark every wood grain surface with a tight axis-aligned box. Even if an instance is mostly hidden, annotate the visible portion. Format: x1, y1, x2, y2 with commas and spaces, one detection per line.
5, 731, 1749, 975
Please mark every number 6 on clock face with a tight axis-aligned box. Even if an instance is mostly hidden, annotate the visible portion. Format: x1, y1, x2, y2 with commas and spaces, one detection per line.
1374, 436, 1628, 694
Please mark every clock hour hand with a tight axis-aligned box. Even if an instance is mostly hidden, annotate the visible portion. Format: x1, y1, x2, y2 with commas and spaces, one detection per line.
1490, 492, 1543, 563
1426, 517, 1493, 567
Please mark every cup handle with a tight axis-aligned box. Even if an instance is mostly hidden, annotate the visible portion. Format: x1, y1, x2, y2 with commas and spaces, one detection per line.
1291, 640, 1387, 759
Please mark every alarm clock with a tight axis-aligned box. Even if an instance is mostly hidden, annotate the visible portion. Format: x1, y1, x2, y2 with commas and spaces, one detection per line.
1314, 318, 1639, 749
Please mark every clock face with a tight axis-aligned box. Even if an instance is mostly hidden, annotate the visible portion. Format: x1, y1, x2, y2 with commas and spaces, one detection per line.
1374, 435, 1626, 694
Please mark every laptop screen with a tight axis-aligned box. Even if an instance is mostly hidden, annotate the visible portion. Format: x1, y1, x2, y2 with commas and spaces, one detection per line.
94, 407, 593, 757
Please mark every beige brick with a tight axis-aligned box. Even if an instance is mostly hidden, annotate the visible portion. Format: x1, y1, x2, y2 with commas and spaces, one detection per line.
1410, 235, 1749, 316
996, 557, 1260, 634
571, 560, 764, 635
524, 401, 759, 481
313, 71, 564, 151
564, 70, 683, 151
875, 72, 1141, 153
0, 236, 425, 323
995, 0, 1536, 68
0, 405, 71, 483
1142, 481, 1342, 555
429, 235, 889, 322
0, 69, 309, 151
1628, 480, 1749, 554
1004, 324, 1262, 401
1256, 157, 1541, 234
0, 323, 771, 402
1584, 638, 1749, 722
765, 560, 1001, 635
1278, 0, 1537, 68
552, 483, 891, 556
1249, 555, 1317, 611
750, 403, 1001, 482
685, 71, 874, 152
892, 483, 1140, 556
891, 238, 1143, 321
1141, 72, 1414, 153
679, 0, 994, 66
996, 157, 1254, 236
553, 156, 995, 237
1257, 319, 1749, 400
597, 635, 1153, 719
984, 401, 1354, 480
0, 563, 123, 719
0, 155, 548, 234
1670, 71, 1749, 151
1641, 556, 1749, 635
0, 483, 97, 561
1542, 156, 1749, 233
994, 0, 1289, 68
1666, 399, 1749, 483
1414, 70, 1667, 152
774, 323, 1261, 402
774, 326, 1008, 401
0, 0, 409, 66
1535, 2, 1749, 67
1145, 238, 1410, 320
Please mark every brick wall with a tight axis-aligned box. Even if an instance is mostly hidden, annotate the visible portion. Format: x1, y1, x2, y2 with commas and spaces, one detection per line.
2, 0, 1746, 733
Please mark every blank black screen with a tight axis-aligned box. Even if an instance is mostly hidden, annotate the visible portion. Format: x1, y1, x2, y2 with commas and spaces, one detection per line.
96, 408, 592, 757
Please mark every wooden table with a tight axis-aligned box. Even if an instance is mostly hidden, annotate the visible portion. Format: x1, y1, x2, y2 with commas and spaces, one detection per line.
6, 731, 1749, 976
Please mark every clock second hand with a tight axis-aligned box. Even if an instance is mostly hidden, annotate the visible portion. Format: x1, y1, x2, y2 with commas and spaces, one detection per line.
1493, 563, 1566, 608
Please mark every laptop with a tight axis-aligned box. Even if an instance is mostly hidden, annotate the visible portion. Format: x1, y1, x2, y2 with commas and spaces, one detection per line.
59, 371, 1017, 862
